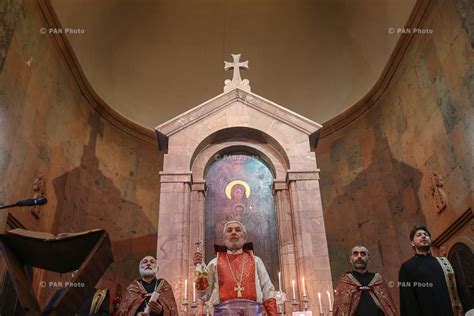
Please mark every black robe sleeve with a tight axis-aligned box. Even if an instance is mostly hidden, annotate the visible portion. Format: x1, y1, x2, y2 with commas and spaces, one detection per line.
399, 263, 421, 316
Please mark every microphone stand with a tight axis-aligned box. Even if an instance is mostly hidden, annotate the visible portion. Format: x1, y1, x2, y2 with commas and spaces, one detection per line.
0, 203, 21, 210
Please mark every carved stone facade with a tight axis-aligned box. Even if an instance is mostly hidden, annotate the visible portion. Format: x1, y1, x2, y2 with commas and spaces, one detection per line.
430, 172, 448, 213
31, 173, 46, 219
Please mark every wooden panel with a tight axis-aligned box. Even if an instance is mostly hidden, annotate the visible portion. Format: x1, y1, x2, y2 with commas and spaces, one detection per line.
52, 233, 113, 314
0, 241, 41, 315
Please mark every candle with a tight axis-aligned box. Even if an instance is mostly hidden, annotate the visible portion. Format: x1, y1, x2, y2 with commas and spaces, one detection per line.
278, 272, 282, 291
184, 279, 188, 300
193, 281, 196, 302
302, 277, 306, 296
318, 292, 322, 312
327, 290, 332, 309
292, 280, 296, 300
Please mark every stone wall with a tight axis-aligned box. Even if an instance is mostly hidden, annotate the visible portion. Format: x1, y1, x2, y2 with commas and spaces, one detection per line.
0, 0, 162, 306
1, 0, 472, 311
0, 0, 22, 71
317, 0, 473, 305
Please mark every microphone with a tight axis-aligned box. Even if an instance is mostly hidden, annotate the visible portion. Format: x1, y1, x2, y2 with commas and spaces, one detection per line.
15, 197, 48, 206
0, 197, 48, 210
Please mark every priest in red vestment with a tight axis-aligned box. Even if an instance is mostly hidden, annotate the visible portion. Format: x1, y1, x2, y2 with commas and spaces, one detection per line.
193, 220, 277, 315
117, 256, 178, 316
333, 246, 396, 316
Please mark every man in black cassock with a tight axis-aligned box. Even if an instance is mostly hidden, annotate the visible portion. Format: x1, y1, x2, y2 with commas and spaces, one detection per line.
399, 225, 473, 316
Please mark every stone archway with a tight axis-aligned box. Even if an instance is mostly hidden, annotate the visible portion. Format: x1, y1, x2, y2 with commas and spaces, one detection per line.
191, 133, 290, 292
448, 243, 474, 304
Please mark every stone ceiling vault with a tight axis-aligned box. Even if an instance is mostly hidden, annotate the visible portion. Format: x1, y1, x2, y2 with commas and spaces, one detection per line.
50, 0, 416, 129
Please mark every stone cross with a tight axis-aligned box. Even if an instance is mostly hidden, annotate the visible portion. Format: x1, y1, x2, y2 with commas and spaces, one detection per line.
223, 54, 251, 93
225, 54, 248, 84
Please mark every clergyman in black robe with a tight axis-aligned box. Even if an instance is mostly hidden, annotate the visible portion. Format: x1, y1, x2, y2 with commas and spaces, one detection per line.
399, 225, 473, 316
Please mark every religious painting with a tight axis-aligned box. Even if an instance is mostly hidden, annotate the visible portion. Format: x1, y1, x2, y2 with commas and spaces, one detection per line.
204, 153, 280, 285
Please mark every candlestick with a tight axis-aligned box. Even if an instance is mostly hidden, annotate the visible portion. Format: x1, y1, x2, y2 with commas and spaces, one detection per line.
193, 281, 196, 302
291, 298, 299, 312
292, 280, 296, 300
327, 290, 332, 310
182, 297, 189, 315
190, 300, 198, 316
278, 272, 282, 291
301, 293, 309, 311
184, 279, 188, 300
318, 292, 322, 313
302, 277, 306, 297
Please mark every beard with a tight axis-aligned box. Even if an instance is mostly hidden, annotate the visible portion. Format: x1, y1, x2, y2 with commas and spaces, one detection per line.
415, 239, 431, 253
224, 238, 244, 251
139, 266, 157, 279
416, 244, 431, 252
352, 260, 367, 270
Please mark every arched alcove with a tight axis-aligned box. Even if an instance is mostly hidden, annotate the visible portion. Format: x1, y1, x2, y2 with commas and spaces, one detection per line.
203, 151, 280, 284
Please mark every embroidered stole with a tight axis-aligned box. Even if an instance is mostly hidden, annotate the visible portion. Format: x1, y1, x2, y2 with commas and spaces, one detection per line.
435, 257, 463, 315
89, 288, 108, 314
347, 273, 384, 311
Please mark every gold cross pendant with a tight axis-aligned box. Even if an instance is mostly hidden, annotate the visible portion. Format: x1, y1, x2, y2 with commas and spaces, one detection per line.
234, 283, 244, 298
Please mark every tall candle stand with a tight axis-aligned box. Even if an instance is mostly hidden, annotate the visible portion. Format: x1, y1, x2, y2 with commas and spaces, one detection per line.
190, 300, 198, 315
291, 298, 299, 312
182, 298, 189, 315
301, 294, 309, 311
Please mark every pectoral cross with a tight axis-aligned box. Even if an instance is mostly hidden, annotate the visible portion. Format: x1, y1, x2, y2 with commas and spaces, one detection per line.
234, 283, 244, 298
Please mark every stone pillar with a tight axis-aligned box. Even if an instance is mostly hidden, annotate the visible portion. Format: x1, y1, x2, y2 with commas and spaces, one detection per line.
274, 181, 302, 314
274, 180, 298, 301
185, 181, 206, 313
156, 171, 192, 304
288, 170, 333, 313
189, 181, 206, 289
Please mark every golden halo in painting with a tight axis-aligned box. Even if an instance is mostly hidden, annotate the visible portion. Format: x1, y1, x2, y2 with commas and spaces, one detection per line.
225, 180, 251, 199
